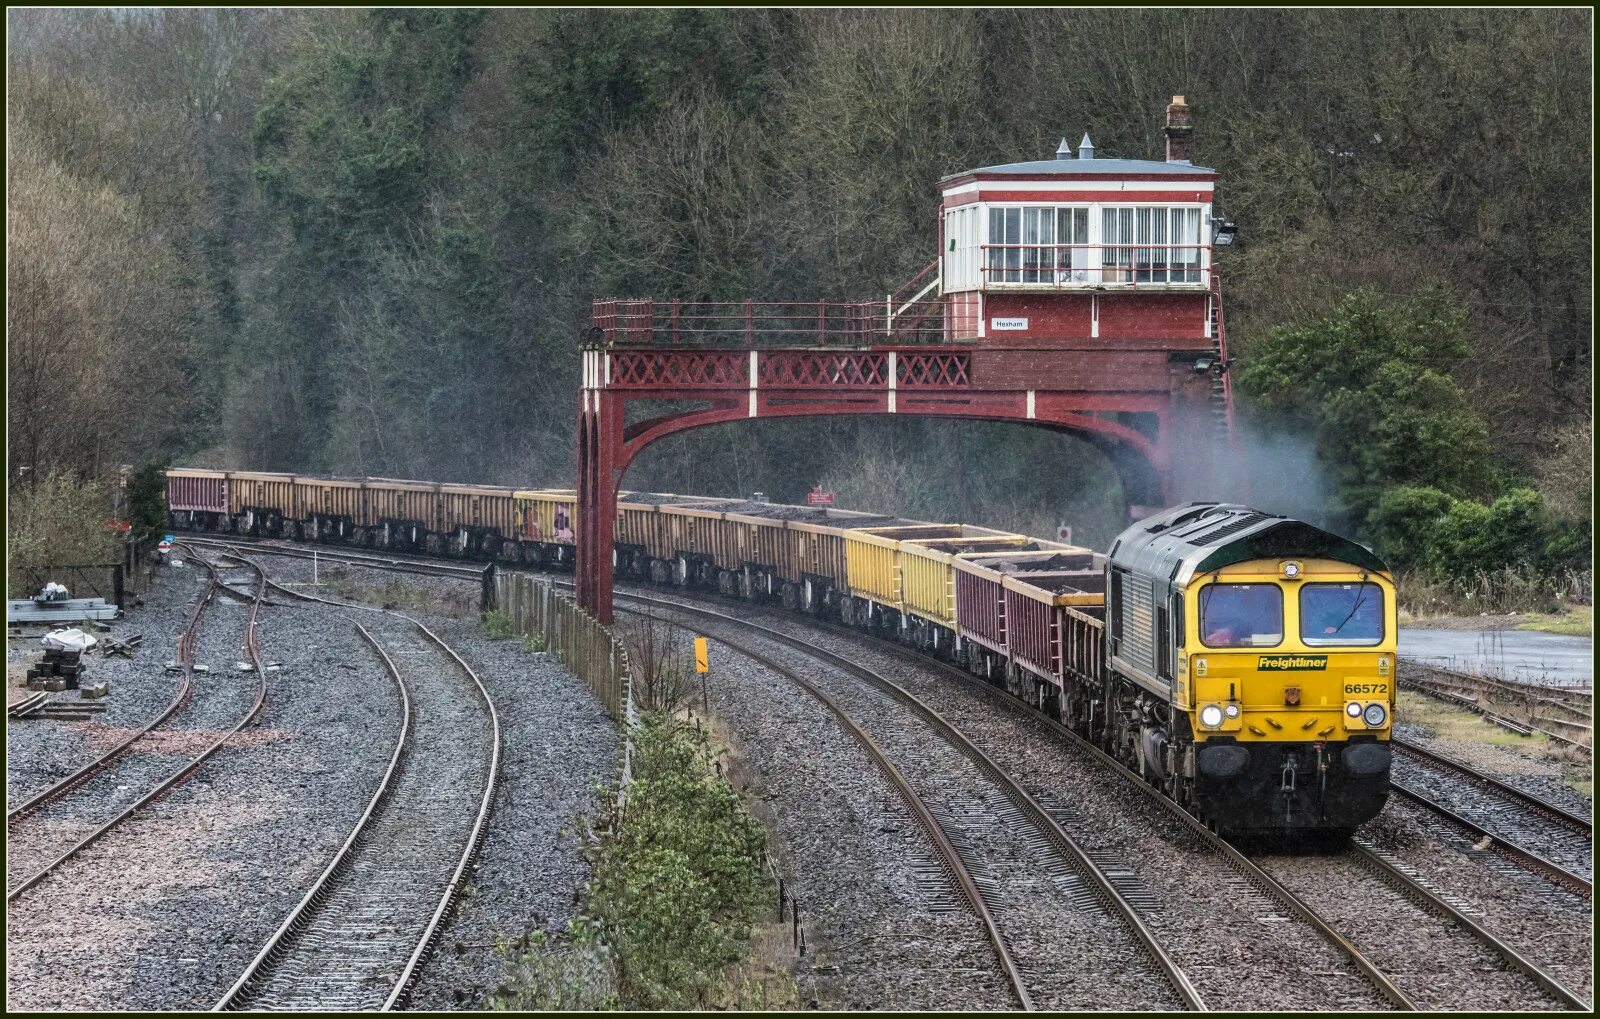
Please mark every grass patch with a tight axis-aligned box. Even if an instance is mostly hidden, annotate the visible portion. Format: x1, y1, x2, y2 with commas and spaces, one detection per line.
1396, 688, 1550, 749
491, 714, 778, 1010
1517, 605, 1592, 637
482, 609, 516, 640
521, 631, 547, 653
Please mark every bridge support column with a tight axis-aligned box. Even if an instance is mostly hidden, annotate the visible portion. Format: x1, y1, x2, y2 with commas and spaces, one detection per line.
577, 357, 623, 624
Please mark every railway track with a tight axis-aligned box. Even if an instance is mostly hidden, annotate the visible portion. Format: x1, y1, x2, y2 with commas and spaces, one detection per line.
1400, 670, 1593, 754
619, 590, 1423, 1010
779, 607, 1590, 1011
1249, 840, 1589, 1010
1393, 738, 1591, 832
180, 536, 487, 581
611, 595, 1203, 1011
212, 562, 501, 1010
7, 549, 269, 902
161, 534, 1593, 1008
7, 558, 218, 825
793, 612, 1591, 1011
1388, 741, 1592, 899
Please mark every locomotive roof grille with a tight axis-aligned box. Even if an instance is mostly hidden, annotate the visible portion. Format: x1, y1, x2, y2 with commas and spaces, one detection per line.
1188, 512, 1269, 546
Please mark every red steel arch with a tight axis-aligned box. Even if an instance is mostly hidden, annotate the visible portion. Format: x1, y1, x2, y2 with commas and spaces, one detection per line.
575, 343, 1217, 622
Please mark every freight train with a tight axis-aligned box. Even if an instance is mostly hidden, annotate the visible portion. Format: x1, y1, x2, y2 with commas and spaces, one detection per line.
166, 468, 1395, 834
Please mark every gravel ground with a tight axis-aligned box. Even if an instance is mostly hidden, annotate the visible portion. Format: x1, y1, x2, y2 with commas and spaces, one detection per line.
1360, 797, 1593, 1003
691, 601, 1401, 1013
5, 580, 262, 889
740, 603, 1592, 1012
226, 613, 494, 1010
6, 564, 209, 807
6, 569, 401, 1010
1389, 752, 1592, 880
1251, 848, 1564, 1010
75, 542, 1585, 1012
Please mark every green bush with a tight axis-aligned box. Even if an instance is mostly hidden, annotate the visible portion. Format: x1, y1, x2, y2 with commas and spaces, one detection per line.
483, 609, 516, 640
522, 631, 548, 653
1372, 484, 1591, 611
1238, 287, 1496, 522
1367, 485, 1455, 571
495, 714, 772, 1010
490, 927, 616, 1011
592, 715, 772, 1008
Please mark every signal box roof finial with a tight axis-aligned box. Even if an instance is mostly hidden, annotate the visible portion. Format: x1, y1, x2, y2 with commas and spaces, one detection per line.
1078, 132, 1095, 160
1056, 137, 1072, 161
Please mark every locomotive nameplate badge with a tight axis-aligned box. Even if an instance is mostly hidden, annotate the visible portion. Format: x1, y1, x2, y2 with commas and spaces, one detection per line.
1257, 655, 1328, 671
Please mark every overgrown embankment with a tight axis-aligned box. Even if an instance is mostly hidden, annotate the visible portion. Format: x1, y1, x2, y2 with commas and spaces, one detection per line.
491, 713, 778, 1010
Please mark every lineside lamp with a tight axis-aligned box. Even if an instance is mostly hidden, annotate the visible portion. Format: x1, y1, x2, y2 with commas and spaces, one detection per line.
1212, 219, 1239, 247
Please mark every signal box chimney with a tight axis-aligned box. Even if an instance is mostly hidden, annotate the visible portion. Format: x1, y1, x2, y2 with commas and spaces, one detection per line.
1165, 95, 1193, 163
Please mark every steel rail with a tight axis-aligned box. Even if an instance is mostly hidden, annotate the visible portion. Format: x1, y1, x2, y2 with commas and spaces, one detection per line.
1387, 782, 1592, 900
171, 536, 1587, 1004
1392, 738, 1591, 832
614, 605, 1036, 1011
6, 549, 218, 823
1400, 675, 1593, 755
7, 555, 269, 902
1347, 842, 1590, 1010
612, 593, 1206, 1011
7, 691, 51, 719
214, 622, 412, 1011
787, 606, 1596, 1009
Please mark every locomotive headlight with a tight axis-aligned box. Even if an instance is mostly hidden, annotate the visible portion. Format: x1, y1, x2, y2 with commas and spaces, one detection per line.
1224, 703, 1240, 719
1346, 701, 1364, 718
1363, 702, 1388, 727
1200, 704, 1225, 728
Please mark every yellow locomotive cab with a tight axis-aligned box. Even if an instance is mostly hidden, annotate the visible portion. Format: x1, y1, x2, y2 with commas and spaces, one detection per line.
1181, 559, 1397, 745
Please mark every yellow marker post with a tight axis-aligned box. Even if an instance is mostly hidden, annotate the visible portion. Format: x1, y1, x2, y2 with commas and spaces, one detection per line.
694, 636, 710, 715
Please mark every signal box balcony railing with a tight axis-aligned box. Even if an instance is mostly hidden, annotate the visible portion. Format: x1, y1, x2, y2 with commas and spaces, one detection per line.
591, 297, 946, 347
979, 243, 1211, 289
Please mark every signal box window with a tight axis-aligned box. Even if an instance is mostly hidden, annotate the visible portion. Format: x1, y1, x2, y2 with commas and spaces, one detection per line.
988, 207, 1089, 283
1300, 583, 1385, 646
1199, 583, 1283, 648
1102, 206, 1203, 284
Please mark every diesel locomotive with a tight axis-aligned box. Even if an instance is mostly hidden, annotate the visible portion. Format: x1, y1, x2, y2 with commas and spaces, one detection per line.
165, 468, 1394, 834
